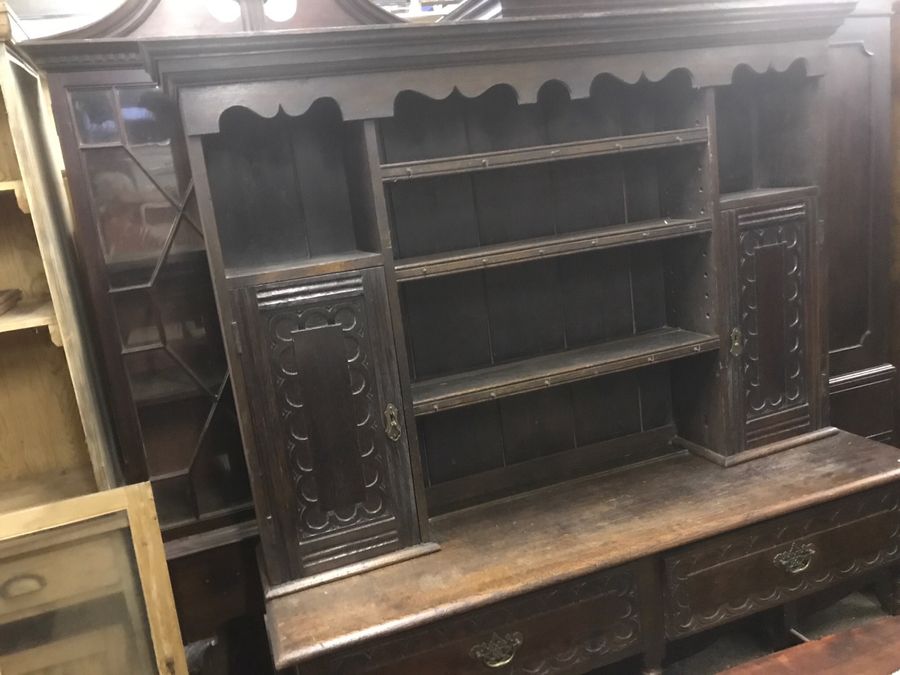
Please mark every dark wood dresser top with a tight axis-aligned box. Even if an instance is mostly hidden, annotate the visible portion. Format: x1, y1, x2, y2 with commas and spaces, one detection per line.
267, 430, 900, 668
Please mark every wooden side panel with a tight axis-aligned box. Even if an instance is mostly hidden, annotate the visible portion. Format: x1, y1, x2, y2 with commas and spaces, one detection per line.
825, 11, 895, 441
0, 48, 116, 488
830, 365, 896, 443
827, 19, 890, 376
235, 267, 419, 583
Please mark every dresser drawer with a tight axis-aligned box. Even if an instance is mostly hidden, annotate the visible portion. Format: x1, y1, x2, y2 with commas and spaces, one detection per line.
306, 564, 643, 675
0, 535, 123, 624
664, 486, 900, 638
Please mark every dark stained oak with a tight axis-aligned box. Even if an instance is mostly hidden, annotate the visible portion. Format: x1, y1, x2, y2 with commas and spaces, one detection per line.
412, 327, 718, 415
267, 431, 900, 668
721, 616, 900, 674
380, 126, 708, 180
394, 217, 711, 281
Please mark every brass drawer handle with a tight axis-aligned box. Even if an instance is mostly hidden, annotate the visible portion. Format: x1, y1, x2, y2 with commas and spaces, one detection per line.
470, 632, 523, 669
1, 573, 47, 600
384, 403, 402, 442
773, 542, 816, 574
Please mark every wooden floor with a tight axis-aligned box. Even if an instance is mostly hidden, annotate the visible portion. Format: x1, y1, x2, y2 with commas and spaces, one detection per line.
722, 615, 900, 674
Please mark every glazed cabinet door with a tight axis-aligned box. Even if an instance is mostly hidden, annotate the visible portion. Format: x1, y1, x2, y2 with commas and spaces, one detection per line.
232, 267, 419, 585
728, 194, 822, 449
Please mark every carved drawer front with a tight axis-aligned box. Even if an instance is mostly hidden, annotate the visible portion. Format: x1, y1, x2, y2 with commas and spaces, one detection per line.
664, 485, 900, 638
730, 196, 816, 448
0, 537, 122, 625
233, 267, 419, 584
309, 565, 642, 675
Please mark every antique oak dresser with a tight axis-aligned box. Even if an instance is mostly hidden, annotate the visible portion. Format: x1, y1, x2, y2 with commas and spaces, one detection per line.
23, 0, 900, 672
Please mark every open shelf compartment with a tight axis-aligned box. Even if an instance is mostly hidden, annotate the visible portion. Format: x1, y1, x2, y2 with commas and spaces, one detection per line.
716, 60, 818, 197
380, 71, 709, 270
403, 233, 720, 512
203, 100, 383, 285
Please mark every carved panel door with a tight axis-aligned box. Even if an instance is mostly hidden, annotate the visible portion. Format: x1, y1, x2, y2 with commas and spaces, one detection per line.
233, 267, 419, 585
728, 195, 821, 449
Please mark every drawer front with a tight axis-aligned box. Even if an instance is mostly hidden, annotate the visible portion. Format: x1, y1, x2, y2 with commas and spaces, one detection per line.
0, 537, 122, 624
664, 486, 900, 638
308, 565, 642, 675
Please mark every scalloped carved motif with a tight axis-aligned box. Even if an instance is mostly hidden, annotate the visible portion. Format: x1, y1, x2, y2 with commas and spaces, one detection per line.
737, 202, 808, 421
665, 487, 900, 638
179, 48, 822, 134
259, 275, 394, 543
321, 567, 641, 673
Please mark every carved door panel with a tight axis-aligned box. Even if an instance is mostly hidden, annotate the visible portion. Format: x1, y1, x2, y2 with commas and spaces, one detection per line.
731, 198, 818, 449
233, 267, 419, 584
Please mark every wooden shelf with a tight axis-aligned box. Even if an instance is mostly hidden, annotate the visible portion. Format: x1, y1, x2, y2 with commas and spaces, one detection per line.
225, 251, 384, 288
395, 217, 711, 282
0, 179, 28, 213
412, 327, 719, 415
0, 296, 54, 335
381, 127, 709, 181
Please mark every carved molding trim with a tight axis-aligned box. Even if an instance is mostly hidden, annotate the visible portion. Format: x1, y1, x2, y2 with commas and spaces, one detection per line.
54, 0, 163, 39
263, 288, 395, 542
175, 47, 823, 134
41, 0, 399, 41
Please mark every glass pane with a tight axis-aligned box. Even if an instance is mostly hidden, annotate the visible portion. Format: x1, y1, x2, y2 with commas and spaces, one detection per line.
84, 147, 178, 289
118, 87, 189, 202
112, 290, 162, 351
155, 247, 227, 392
191, 387, 250, 516
70, 89, 120, 145
138, 396, 211, 477
128, 143, 187, 204
117, 87, 173, 146
0, 513, 156, 675
123, 348, 206, 410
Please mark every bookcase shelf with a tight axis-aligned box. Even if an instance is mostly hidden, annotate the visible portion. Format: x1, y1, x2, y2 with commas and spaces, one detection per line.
412, 327, 718, 415
0, 296, 55, 335
381, 126, 708, 181
395, 217, 711, 281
